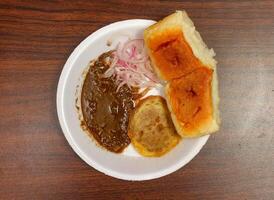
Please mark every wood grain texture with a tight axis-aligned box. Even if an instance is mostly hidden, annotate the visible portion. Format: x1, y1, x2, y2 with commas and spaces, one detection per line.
0, 0, 274, 199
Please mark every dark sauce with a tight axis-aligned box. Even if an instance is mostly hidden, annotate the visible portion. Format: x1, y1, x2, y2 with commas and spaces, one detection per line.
81, 52, 136, 153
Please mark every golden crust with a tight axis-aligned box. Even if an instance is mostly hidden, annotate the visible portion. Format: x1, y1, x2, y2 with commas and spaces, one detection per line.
128, 96, 180, 157
144, 26, 203, 81
165, 68, 218, 137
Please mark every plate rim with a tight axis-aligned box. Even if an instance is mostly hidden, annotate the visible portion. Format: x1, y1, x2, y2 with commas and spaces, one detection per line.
56, 19, 209, 181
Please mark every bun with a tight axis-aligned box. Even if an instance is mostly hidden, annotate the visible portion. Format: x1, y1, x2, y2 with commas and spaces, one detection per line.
165, 68, 219, 137
144, 10, 220, 137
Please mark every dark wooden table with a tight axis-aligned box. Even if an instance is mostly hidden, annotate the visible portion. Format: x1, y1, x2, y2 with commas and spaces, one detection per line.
1, 0, 273, 199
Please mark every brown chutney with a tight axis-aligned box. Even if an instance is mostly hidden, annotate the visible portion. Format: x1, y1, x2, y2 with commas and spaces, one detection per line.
81, 52, 136, 153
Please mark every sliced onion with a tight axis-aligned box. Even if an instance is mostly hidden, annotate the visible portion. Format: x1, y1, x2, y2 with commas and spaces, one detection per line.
103, 54, 118, 78
104, 38, 160, 91
117, 39, 148, 63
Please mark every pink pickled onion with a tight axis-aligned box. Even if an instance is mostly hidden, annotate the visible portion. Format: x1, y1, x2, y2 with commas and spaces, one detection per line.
103, 38, 160, 91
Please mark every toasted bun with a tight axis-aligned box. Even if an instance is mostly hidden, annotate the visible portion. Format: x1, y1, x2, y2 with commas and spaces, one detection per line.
144, 10, 220, 137
165, 68, 219, 137
144, 10, 217, 81
128, 96, 180, 157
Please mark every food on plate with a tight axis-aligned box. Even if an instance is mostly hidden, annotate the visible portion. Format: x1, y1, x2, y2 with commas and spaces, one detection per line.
128, 96, 180, 157
81, 52, 137, 153
79, 10, 220, 156
144, 10, 220, 137
165, 68, 219, 137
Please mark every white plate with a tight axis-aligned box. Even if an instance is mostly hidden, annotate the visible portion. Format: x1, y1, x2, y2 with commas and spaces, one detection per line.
56, 19, 209, 181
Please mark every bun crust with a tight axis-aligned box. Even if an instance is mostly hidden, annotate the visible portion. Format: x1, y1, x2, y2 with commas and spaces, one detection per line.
165, 68, 219, 137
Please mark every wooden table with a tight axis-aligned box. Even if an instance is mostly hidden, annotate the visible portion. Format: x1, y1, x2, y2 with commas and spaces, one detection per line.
1, 1, 273, 199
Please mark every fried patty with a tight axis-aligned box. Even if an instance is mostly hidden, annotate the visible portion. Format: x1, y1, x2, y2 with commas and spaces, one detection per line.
128, 96, 180, 157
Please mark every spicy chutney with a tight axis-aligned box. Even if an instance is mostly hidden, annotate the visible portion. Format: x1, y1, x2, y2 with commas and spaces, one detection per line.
81, 52, 135, 153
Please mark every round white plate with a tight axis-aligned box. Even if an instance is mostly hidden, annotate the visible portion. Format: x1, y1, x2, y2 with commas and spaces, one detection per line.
56, 19, 209, 181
